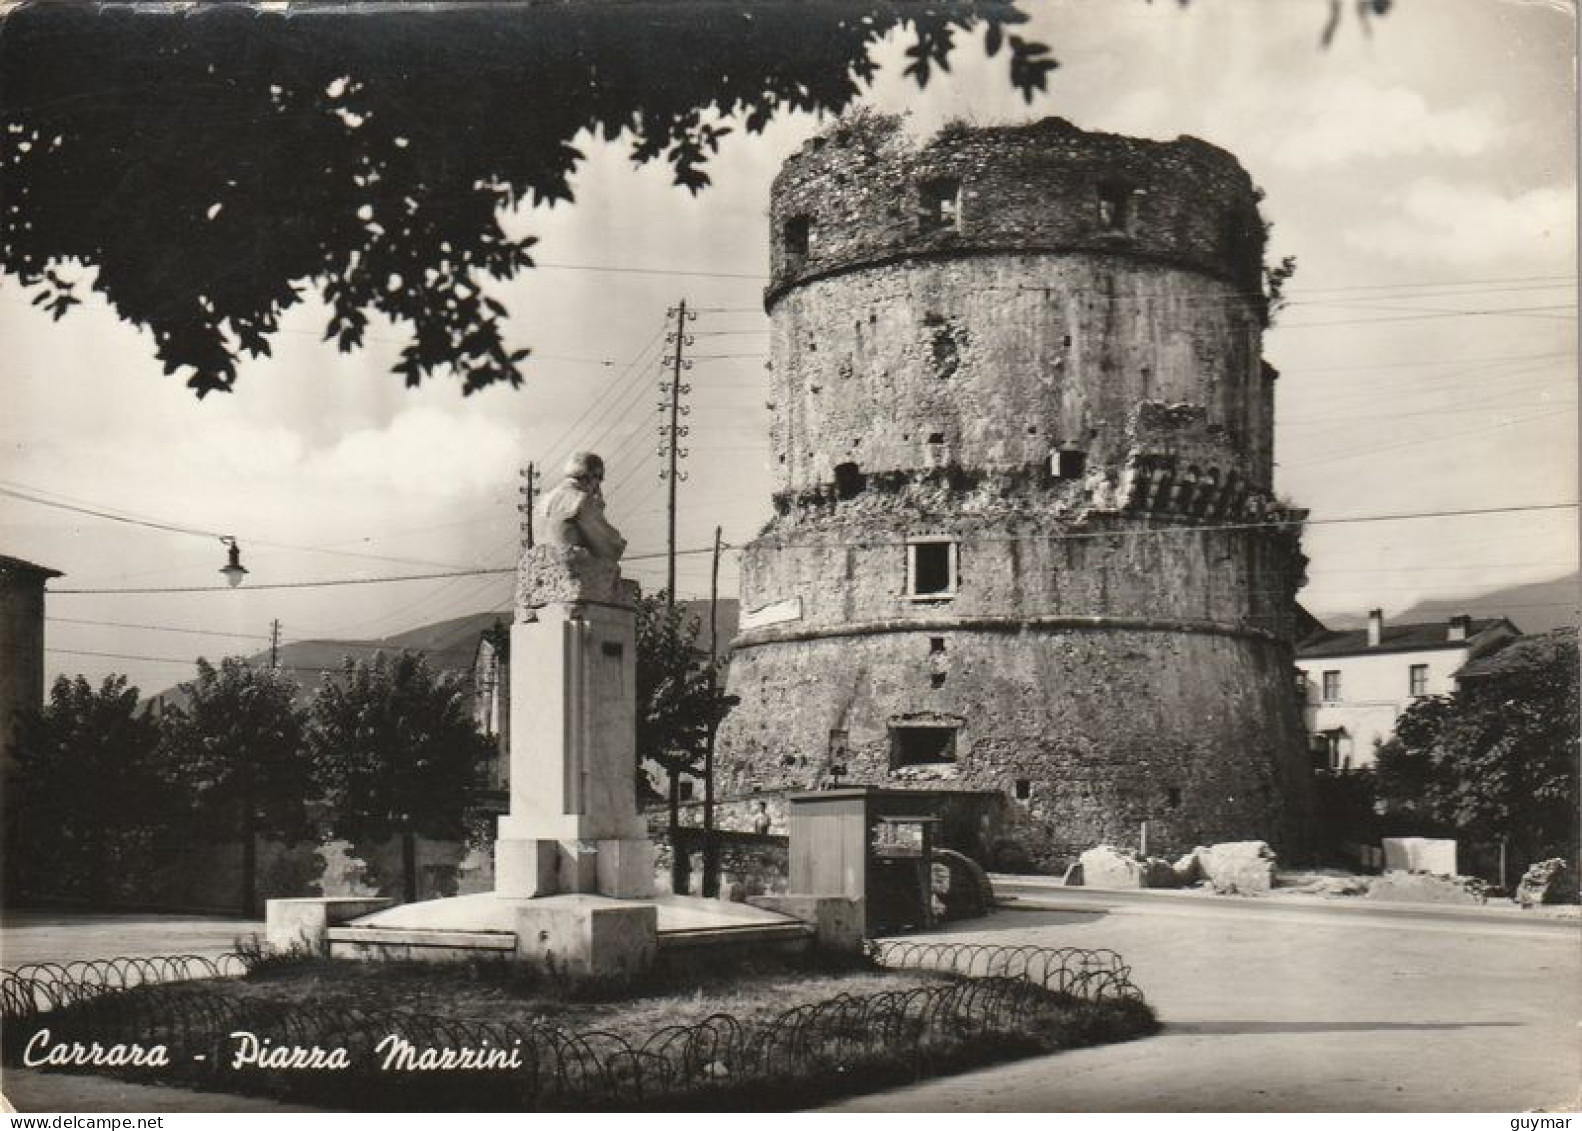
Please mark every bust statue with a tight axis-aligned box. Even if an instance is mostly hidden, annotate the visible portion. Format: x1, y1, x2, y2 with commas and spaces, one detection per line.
515, 452, 632, 614
539, 451, 627, 562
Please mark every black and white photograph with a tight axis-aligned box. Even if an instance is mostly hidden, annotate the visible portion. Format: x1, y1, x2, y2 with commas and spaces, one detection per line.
0, 0, 1576, 1117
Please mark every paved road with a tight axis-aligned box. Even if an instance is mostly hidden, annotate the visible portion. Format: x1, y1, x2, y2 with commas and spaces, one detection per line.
831, 894, 1581, 1113
0, 910, 263, 969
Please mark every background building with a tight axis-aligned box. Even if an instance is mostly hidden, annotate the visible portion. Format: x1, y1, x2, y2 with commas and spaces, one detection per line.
1297, 609, 1520, 768
0, 554, 62, 765
716, 117, 1313, 868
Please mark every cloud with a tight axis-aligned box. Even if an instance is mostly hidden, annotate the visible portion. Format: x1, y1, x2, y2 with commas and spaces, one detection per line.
1267, 77, 1503, 170
1342, 176, 1575, 266
301, 407, 521, 499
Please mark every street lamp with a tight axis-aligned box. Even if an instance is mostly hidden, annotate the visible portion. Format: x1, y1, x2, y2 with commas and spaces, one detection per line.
219, 536, 249, 588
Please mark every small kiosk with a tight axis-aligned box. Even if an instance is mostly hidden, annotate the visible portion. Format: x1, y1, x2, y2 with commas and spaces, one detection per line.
786, 787, 942, 936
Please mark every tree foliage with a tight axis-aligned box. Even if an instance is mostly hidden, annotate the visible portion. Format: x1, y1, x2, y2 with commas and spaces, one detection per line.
5, 674, 167, 906
636, 593, 732, 788
1375, 631, 1580, 867
1, 1, 1055, 397
308, 650, 491, 901
160, 657, 314, 913
635, 592, 737, 892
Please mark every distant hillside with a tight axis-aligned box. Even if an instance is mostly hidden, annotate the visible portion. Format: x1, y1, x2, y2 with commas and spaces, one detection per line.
149, 598, 741, 708
1394, 572, 1579, 635
1321, 571, 1579, 635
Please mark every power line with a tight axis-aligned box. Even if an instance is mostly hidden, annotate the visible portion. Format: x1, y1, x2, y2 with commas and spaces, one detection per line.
534, 261, 765, 281
0, 483, 225, 540
0, 479, 482, 572
45, 616, 274, 642
47, 501, 1578, 595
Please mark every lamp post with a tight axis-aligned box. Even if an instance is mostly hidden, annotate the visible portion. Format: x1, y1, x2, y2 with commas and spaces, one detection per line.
219, 537, 248, 587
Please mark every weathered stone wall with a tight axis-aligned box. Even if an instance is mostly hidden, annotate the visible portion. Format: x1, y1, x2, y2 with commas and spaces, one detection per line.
651, 827, 791, 897
768, 116, 1265, 299
719, 117, 1311, 870
767, 256, 1273, 493
720, 627, 1310, 870
740, 519, 1304, 640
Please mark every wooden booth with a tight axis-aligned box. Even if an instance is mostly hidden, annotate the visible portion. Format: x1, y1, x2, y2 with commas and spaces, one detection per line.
786, 787, 941, 936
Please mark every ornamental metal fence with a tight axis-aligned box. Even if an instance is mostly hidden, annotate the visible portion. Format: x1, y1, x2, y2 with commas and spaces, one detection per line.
0, 941, 1147, 1109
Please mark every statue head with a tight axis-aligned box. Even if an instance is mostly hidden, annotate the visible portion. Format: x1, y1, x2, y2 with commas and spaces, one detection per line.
564, 451, 605, 486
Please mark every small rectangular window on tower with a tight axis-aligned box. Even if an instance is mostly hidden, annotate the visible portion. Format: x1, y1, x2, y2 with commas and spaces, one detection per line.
1053, 449, 1087, 479
919, 178, 961, 232
783, 214, 811, 261
889, 724, 958, 769
1013, 778, 1033, 801
1096, 183, 1131, 232
907, 538, 957, 600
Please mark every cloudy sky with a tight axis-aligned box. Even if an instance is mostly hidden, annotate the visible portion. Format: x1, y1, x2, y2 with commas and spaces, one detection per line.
2, 0, 1575, 698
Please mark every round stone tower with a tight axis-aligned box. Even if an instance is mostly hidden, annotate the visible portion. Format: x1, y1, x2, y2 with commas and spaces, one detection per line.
716, 116, 1311, 868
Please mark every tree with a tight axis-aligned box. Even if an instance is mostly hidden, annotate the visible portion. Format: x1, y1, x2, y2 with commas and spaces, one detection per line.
2, 2, 1057, 397
1375, 630, 1580, 878
6, 674, 166, 907
161, 657, 314, 915
308, 651, 491, 902
635, 593, 736, 893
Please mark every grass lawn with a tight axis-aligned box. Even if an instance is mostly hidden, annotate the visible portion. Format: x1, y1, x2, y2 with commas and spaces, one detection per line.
210, 951, 954, 1045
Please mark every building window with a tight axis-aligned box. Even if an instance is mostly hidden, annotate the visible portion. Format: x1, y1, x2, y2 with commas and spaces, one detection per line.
677, 779, 695, 802
1409, 664, 1428, 697
833, 461, 865, 500
907, 537, 958, 600
1096, 183, 1131, 232
889, 724, 958, 769
1053, 449, 1087, 479
1321, 670, 1341, 702
1013, 778, 1033, 802
783, 214, 811, 262
1166, 786, 1182, 809
919, 178, 960, 232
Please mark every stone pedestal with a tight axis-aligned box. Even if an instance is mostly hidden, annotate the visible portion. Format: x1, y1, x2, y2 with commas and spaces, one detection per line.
494, 593, 656, 900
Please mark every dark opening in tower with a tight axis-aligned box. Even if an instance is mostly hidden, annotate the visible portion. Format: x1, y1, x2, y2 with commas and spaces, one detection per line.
889, 724, 958, 768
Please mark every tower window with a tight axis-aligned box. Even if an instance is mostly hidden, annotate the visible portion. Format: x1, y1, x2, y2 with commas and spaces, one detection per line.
1096, 183, 1131, 232
783, 214, 811, 261
907, 538, 957, 600
1013, 778, 1033, 801
919, 178, 961, 232
833, 461, 865, 500
1054, 449, 1087, 479
1166, 786, 1182, 809
929, 637, 946, 654
930, 671, 947, 688
889, 724, 958, 768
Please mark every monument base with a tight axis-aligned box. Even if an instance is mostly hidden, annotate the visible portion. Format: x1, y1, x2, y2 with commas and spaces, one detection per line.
495, 835, 655, 899
273, 890, 814, 976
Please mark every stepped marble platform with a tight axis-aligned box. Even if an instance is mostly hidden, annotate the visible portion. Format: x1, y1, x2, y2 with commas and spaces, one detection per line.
325, 891, 811, 965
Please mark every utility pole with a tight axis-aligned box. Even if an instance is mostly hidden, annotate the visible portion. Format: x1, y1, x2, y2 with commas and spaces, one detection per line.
268, 619, 281, 670
517, 462, 539, 550
658, 300, 693, 607
702, 524, 723, 897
